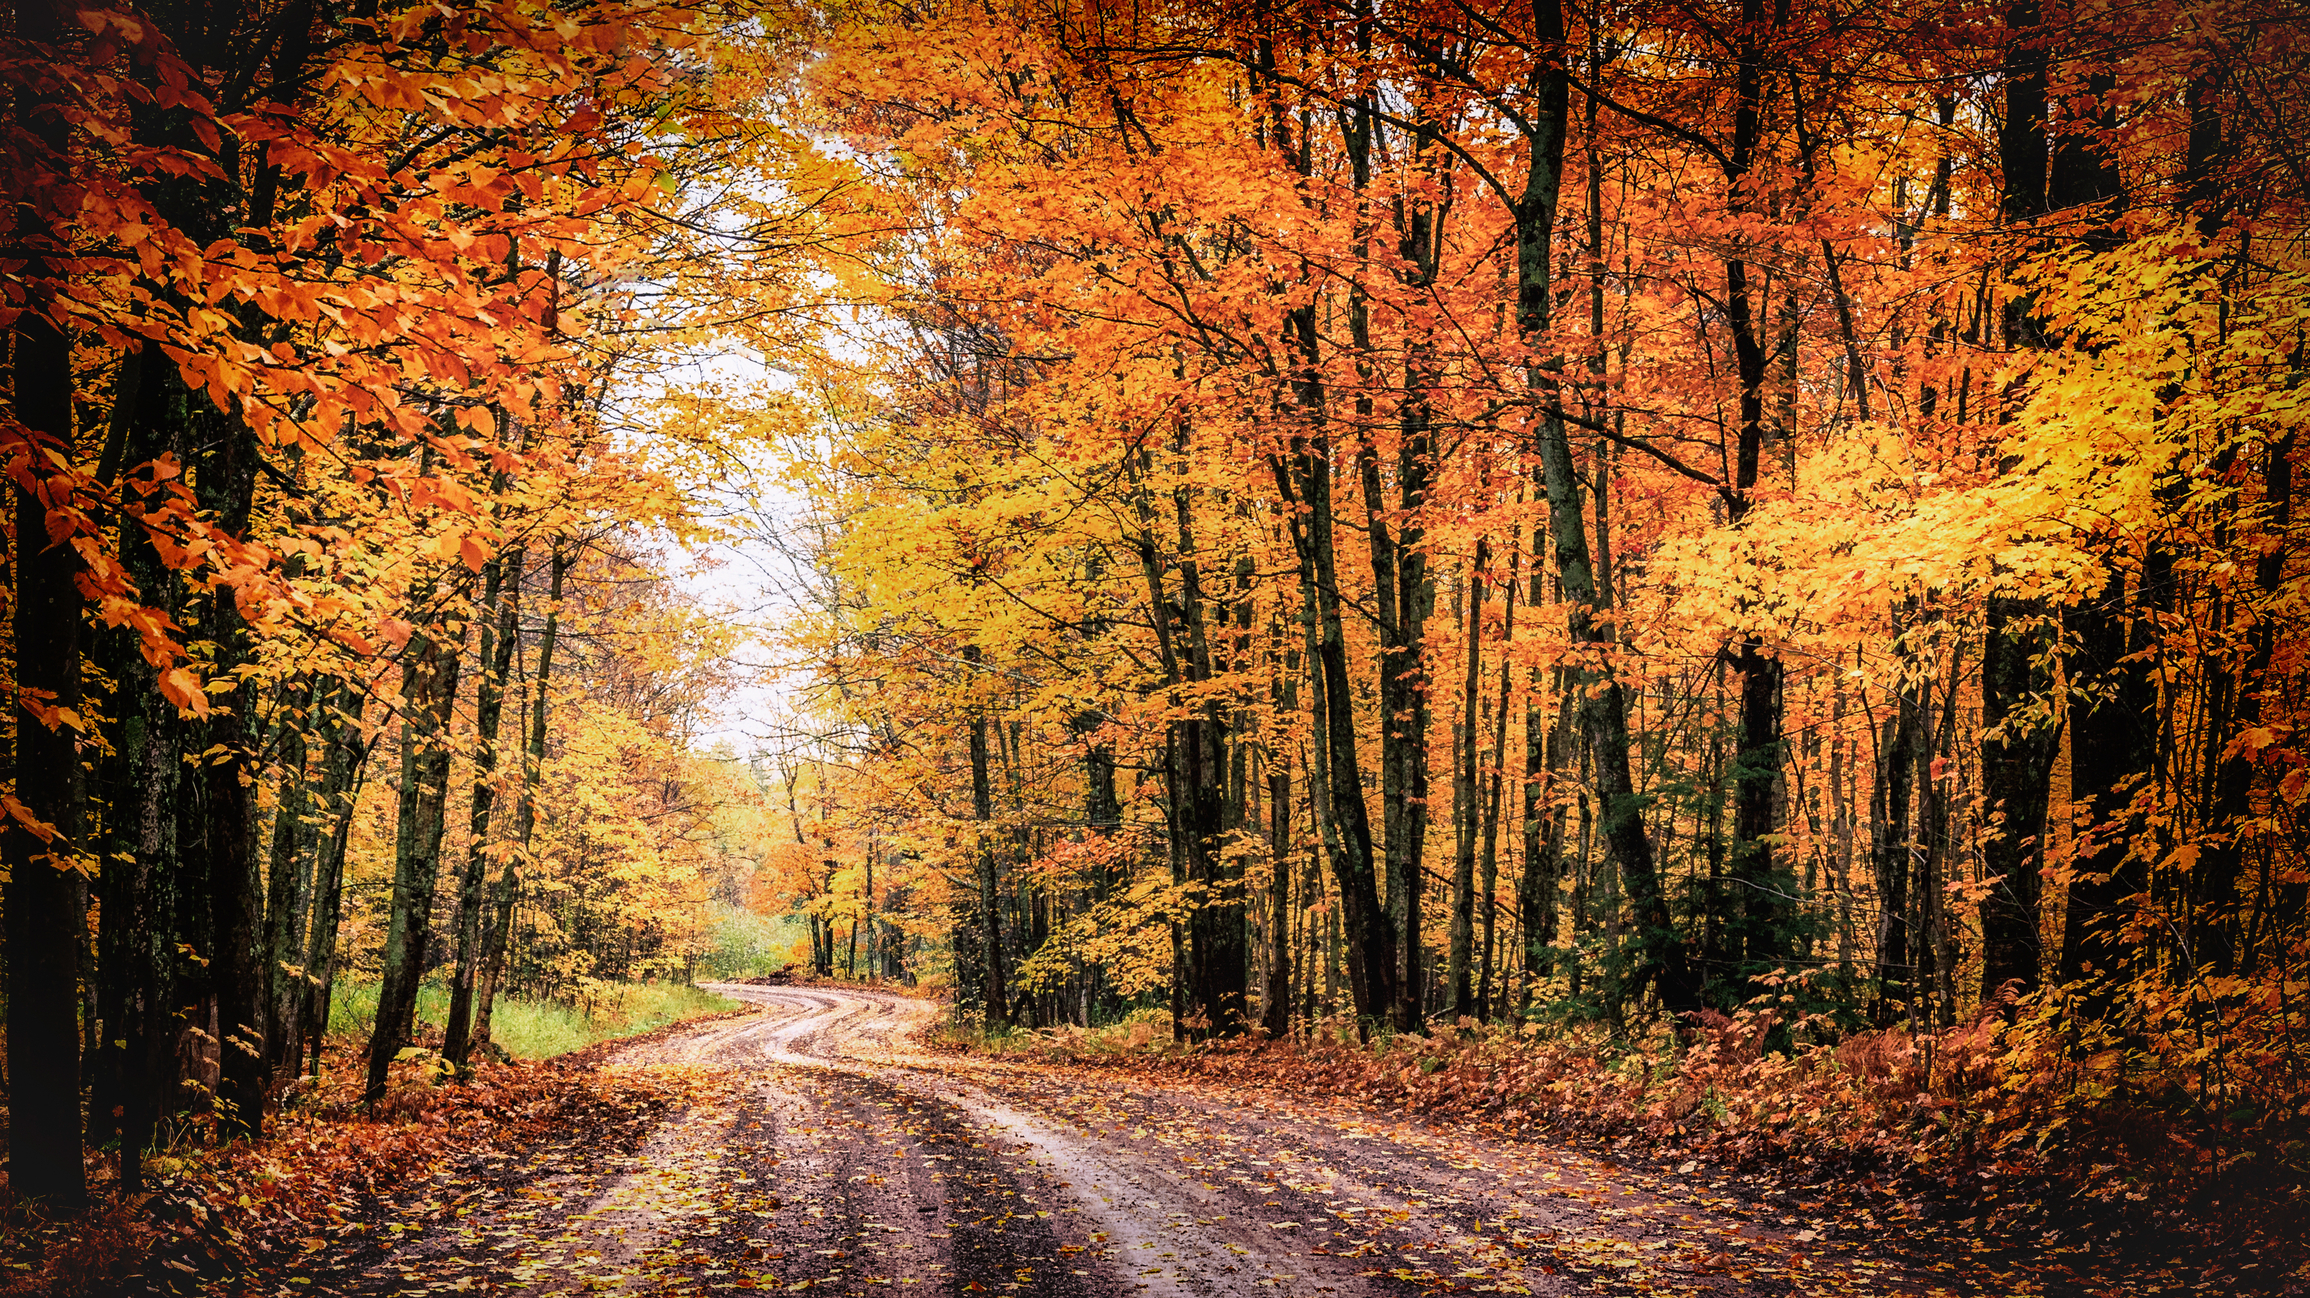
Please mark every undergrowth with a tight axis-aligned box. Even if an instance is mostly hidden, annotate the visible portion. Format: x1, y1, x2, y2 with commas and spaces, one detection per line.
326, 980, 738, 1060
0, 984, 738, 1296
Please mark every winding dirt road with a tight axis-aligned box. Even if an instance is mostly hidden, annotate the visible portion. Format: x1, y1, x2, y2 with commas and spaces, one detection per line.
298, 985, 1946, 1297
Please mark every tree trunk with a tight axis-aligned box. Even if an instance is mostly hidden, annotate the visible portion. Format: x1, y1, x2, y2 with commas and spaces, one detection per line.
1450, 540, 1489, 1019
1976, 0, 2057, 1007
964, 644, 1010, 1031
1265, 719, 1294, 1037
1520, 0, 1696, 1014
1249, 35, 1396, 1031
1873, 621, 1928, 1023
5, 30, 89, 1189
1294, 558, 1350, 1025
2209, 435, 2291, 974
1979, 597, 2056, 1000
365, 591, 467, 1102
1173, 486, 1242, 1037
478, 545, 568, 1053
262, 679, 315, 1079
96, 345, 200, 1189
445, 552, 520, 1068
1270, 300, 1397, 1027
2059, 573, 2154, 999
192, 490, 268, 1141
1519, 504, 1574, 1003
1477, 545, 1518, 1021
302, 680, 367, 1076
1271, 423, 1397, 1028
1720, 0, 1792, 988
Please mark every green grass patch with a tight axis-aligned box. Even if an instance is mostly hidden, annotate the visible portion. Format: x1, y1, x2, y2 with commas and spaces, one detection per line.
327, 980, 739, 1061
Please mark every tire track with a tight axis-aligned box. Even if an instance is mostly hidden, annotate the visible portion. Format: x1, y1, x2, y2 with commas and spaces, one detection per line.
288, 985, 1948, 1298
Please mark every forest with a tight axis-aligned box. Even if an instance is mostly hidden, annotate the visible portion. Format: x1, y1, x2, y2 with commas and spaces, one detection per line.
1, 0, 2305, 1290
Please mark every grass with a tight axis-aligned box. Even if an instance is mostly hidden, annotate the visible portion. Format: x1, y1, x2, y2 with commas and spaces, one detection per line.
941, 1005, 1175, 1056
326, 980, 740, 1061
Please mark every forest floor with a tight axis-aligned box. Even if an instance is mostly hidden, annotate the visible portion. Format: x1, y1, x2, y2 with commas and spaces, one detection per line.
240, 985, 2051, 1298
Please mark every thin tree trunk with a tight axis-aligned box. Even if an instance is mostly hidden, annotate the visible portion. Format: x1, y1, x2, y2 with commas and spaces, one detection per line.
964, 643, 1010, 1031
1175, 485, 1241, 1036
302, 681, 368, 1076
1873, 619, 1929, 1023
366, 583, 467, 1102
1521, 0, 1695, 1013
1451, 541, 1490, 1019
477, 545, 568, 1053
2212, 435, 2291, 974
1271, 340, 1397, 1028
445, 551, 520, 1068
1519, 515, 1574, 1005
1829, 669, 1856, 978
1265, 627, 1298, 1036
1478, 541, 1518, 1020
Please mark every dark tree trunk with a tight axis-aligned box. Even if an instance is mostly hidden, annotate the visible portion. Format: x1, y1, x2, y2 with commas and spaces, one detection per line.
1719, 0, 1793, 988
1519, 492, 1573, 999
1519, 683, 1574, 993
1727, 644, 1788, 980
5, 14, 89, 1189
365, 595, 466, 1102
1270, 405, 1397, 1028
2208, 435, 2290, 974
95, 346, 200, 1189
1264, 715, 1295, 1037
1477, 547, 1518, 1020
1520, 0, 1696, 1015
1252, 33, 1396, 1030
478, 547, 567, 1051
1979, 598, 2057, 1001
1450, 541, 1489, 1019
1172, 488, 1242, 1037
302, 680, 366, 1077
190, 455, 268, 1140
1976, 0, 2056, 1006
2051, 72, 2142, 1012
2059, 573, 2156, 998
86, 344, 148, 1161
445, 552, 519, 1068
1342, 70, 1436, 1037
1873, 623, 1928, 1023
965, 644, 1010, 1031
262, 679, 315, 1079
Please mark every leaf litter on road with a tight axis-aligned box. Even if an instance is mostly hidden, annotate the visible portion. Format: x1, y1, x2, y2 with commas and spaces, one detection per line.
245, 988, 2014, 1298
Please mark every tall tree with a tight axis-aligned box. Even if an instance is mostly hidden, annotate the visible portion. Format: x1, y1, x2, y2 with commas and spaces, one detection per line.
1517, 0, 1699, 1015
4, 0, 90, 1204
365, 581, 468, 1102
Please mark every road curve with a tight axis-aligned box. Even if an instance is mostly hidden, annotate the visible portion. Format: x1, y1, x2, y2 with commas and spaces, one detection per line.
670, 983, 1924, 1298
293, 984, 1937, 1297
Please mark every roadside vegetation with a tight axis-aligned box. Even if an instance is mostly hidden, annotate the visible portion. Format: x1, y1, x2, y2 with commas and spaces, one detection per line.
324, 982, 741, 1062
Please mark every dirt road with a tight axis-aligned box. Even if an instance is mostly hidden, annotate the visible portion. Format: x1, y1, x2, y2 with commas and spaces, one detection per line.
291, 985, 1939, 1297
